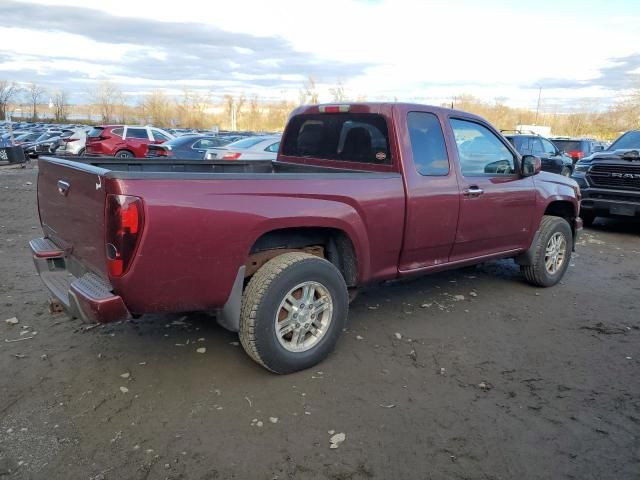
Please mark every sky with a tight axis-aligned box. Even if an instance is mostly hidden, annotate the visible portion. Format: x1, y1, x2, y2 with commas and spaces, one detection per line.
1, 0, 640, 111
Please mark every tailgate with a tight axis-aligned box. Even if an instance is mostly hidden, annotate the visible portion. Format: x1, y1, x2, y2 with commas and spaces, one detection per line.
37, 157, 109, 277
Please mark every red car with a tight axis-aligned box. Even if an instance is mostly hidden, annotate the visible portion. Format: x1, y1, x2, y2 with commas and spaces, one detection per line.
32, 103, 582, 373
85, 125, 174, 158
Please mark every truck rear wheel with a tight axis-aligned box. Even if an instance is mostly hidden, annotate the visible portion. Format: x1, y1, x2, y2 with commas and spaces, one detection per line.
239, 252, 348, 374
521, 215, 572, 287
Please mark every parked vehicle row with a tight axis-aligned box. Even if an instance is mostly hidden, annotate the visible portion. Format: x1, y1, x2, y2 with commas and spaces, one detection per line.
0, 120, 277, 160
502, 130, 574, 176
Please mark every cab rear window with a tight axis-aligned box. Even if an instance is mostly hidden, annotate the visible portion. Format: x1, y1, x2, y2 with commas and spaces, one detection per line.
282, 113, 391, 164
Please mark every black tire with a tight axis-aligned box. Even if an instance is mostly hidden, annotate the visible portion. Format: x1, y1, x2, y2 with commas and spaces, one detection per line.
581, 211, 596, 227
239, 252, 348, 374
521, 215, 573, 288
115, 150, 134, 158
560, 166, 572, 177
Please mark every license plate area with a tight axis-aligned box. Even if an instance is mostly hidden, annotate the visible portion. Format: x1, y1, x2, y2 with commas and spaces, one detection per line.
610, 204, 636, 216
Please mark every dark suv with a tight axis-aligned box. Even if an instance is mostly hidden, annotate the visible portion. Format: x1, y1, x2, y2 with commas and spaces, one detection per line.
571, 130, 640, 226
502, 131, 574, 176
550, 137, 603, 163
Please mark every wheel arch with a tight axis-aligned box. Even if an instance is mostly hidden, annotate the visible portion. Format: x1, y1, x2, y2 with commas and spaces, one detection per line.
544, 199, 578, 239
247, 226, 359, 287
114, 149, 134, 157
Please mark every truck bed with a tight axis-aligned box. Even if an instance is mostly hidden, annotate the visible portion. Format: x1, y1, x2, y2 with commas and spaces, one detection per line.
35, 155, 406, 318
48, 156, 391, 179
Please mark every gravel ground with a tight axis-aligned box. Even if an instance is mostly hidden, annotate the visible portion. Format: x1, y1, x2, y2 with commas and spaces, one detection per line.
0, 163, 638, 480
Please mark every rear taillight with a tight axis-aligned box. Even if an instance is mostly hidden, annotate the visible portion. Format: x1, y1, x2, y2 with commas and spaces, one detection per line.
105, 195, 144, 277
222, 152, 242, 160
568, 150, 584, 160
153, 148, 170, 157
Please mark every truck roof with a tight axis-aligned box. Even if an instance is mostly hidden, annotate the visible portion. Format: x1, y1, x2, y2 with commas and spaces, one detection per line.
290, 102, 486, 122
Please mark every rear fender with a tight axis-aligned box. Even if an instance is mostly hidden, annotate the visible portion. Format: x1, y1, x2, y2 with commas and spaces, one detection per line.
248, 213, 370, 283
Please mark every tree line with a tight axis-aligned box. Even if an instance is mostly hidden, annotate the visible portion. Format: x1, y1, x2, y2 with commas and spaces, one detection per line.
1, 78, 638, 138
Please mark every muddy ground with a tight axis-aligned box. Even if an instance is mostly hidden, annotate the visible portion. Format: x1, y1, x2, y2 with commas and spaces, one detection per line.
0, 163, 638, 480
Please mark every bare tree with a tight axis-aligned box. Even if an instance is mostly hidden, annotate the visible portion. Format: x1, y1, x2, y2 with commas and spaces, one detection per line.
92, 81, 122, 123
243, 95, 261, 131
329, 81, 347, 102
0, 80, 20, 120
143, 90, 172, 126
52, 90, 68, 122
224, 94, 246, 130
27, 83, 46, 121
299, 76, 319, 105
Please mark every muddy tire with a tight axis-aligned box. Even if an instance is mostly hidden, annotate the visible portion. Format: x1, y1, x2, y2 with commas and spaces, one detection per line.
239, 252, 348, 374
521, 215, 572, 287
560, 166, 572, 177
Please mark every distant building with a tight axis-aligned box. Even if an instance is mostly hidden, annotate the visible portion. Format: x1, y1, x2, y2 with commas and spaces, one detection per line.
516, 124, 552, 137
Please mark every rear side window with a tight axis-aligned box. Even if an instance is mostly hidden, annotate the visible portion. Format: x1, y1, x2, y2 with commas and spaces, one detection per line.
407, 112, 449, 176
282, 113, 391, 164
265, 141, 280, 153
126, 128, 148, 139
193, 138, 219, 149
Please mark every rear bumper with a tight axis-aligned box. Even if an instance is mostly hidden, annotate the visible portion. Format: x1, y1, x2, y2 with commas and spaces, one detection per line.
30, 238, 131, 323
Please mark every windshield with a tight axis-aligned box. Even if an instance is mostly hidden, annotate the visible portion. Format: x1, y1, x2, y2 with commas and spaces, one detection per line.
609, 131, 640, 150
87, 127, 105, 138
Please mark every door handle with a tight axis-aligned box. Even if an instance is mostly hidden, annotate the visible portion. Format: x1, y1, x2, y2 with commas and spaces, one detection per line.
57, 180, 70, 196
463, 186, 484, 197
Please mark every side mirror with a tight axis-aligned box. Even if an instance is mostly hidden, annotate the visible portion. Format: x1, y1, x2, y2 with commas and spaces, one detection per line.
522, 155, 541, 176
593, 145, 604, 152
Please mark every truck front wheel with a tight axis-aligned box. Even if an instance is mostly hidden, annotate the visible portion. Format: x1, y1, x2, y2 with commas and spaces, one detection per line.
239, 252, 348, 374
521, 215, 573, 287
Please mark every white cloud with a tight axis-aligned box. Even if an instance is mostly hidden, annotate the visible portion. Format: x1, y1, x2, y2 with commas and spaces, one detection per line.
4, 0, 640, 109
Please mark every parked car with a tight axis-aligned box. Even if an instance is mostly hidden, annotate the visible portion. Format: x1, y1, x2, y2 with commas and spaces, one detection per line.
503, 131, 574, 176
85, 125, 174, 158
204, 135, 281, 160
30, 103, 581, 374
22, 130, 72, 158
550, 137, 604, 163
571, 129, 640, 226
55, 127, 91, 156
13, 132, 43, 145
146, 135, 231, 159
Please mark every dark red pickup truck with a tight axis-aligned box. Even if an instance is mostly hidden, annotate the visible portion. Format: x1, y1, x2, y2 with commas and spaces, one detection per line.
31, 103, 582, 373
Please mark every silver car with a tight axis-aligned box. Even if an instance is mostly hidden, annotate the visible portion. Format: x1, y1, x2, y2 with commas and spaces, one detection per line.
204, 135, 281, 160
55, 127, 91, 156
